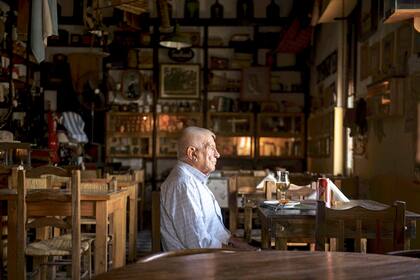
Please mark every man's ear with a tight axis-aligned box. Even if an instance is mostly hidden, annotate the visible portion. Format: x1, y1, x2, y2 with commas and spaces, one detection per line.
186, 146, 196, 161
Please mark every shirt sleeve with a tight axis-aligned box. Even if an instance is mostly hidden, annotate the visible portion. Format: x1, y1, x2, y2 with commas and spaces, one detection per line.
167, 179, 222, 248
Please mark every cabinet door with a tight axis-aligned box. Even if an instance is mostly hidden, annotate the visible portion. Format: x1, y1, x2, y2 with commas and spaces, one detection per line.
208, 113, 254, 135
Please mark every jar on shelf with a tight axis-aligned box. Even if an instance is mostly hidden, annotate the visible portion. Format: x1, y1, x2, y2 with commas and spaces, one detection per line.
211, 0, 224, 19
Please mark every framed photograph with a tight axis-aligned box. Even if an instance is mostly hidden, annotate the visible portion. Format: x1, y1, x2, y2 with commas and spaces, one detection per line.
160, 64, 200, 99
70, 34, 82, 46
121, 70, 142, 100
240, 67, 270, 102
381, 32, 395, 77
58, 0, 84, 24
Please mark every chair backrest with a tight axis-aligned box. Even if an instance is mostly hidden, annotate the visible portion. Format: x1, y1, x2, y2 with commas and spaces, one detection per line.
228, 175, 271, 233
16, 169, 81, 279
80, 178, 117, 192
26, 165, 72, 189
315, 200, 405, 253
137, 248, 238, 263
80, 169, 102, 180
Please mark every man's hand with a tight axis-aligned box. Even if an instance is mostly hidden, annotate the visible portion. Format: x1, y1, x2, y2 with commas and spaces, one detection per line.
227, 236, 258, 250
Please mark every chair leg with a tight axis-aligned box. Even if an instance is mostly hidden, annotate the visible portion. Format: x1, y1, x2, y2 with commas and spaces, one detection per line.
33, 256, 48, 280
244, 204, 253, 242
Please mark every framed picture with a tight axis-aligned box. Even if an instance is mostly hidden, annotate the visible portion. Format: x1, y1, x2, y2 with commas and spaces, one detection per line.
58, 0, 84, 24
121, 70, 142, 100
240, 67, 270, 102
160, 64, 200, 99
381, 32, 395, 77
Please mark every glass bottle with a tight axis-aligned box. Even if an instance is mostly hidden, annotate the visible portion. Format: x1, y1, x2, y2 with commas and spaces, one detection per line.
266, 0, 280, 19
211, 0, 224, 19
236, 0, 254, 19
184, 0, 199, 19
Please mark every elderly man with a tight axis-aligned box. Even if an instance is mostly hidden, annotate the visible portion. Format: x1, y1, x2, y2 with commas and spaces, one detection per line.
160, 126, 251, 251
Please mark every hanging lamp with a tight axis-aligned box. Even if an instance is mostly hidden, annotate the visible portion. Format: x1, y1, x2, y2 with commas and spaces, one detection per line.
159, 24, 192, 50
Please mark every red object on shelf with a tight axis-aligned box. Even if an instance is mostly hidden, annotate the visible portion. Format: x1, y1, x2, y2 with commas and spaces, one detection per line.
47, 111, 60, 164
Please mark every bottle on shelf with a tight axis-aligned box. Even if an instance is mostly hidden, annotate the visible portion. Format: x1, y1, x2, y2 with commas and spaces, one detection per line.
211, 0, 224, 19
236, 0, 254, 20
184, 0, 200, 19
266, 0, 280, 19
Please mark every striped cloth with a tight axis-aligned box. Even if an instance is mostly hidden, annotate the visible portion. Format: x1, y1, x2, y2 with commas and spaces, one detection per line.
61, 112, 88, 143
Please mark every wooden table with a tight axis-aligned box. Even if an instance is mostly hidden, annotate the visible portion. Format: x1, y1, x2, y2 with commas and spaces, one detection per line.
94, 250, 420, 279
257, 199, 420, 250
0, 188, 128, 279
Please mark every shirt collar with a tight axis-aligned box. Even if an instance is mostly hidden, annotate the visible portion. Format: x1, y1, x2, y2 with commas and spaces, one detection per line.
178, 160, 209, 184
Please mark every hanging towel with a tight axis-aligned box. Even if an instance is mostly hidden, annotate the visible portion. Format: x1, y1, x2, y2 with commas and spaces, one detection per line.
31, 0, 58, 63
61, 111, 88, 144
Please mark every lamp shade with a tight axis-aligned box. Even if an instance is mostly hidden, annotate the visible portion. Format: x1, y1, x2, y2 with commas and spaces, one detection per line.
159, 24, 192, 49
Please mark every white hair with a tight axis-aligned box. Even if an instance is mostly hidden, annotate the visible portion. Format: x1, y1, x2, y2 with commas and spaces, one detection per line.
177, 126, 215, 160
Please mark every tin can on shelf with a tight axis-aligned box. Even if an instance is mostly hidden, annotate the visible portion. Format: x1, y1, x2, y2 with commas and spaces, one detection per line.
317, 177, 331, 207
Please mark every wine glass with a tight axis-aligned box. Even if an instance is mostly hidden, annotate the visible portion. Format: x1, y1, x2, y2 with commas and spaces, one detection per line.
275, 170, 290, 208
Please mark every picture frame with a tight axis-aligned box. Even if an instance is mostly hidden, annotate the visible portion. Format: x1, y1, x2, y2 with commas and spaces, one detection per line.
70, 34, 82, 46
240, 67, 270, 102
160, 64, 200, 99
121, 70, 142, 101
58, 0, 85, 24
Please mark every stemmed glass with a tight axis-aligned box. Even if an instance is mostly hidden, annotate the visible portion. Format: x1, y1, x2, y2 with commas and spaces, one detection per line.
275, 170, 290, 209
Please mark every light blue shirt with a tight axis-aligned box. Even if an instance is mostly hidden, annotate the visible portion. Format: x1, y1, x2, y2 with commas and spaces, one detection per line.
160, 161, 231, 251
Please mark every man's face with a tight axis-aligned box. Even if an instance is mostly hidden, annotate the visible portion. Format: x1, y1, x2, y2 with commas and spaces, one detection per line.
194, 135, 220, 175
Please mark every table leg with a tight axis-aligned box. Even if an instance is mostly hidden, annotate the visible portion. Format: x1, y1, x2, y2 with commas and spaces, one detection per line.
275, 224, 287, 250
8, 199, 21, 280
113, 197, 127, 268
260, 218, 270, 249
95, 201, 108, 275
128, 186, 138, 262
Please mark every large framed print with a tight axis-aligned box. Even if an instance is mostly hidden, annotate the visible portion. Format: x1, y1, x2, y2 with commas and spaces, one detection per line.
240, 67, 270, 102
160, 64, 200, 99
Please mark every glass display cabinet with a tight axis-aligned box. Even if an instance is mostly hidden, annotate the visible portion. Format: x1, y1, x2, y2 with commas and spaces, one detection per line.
208, 112, 254, 157
106, 112, 153, 158
157, 113, 202, 157
257, 113, 304, 158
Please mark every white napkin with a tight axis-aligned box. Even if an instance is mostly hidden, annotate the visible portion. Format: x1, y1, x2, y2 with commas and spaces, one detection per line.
256, 173, 276, 189
327, 178, 350, 202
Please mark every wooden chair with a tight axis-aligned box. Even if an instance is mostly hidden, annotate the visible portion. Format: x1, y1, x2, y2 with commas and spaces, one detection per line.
17, 169, 93, 280
315, 200, 406, 253
228, 175, 266, 236
137, 248, 238, 263
106, 169, 145, 230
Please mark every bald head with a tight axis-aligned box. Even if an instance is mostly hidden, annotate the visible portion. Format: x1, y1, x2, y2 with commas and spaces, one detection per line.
177, 127, 215, 160
177, 126, 220, 175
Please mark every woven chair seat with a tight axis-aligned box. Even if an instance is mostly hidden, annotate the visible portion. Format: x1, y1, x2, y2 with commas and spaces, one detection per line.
26, 234, 91, 257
